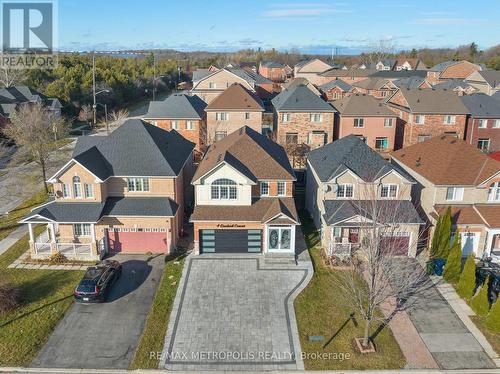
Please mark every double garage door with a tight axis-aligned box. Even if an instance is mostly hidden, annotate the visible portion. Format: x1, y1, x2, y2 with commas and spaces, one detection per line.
200, 229, 262, 254
379, 234, 410, 256
107, 228, 168, 253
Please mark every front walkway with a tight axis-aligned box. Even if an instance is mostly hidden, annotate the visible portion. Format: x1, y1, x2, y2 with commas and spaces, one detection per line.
160, 232, 313, 371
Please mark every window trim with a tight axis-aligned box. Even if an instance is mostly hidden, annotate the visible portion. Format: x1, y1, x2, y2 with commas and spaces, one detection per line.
282, 113, 291, 123
309, 113, 323, 123
493, 119, 500, 129
446, 187, 464, 201
444, 115, 456, 125
210, 178, 238, 200
380, 183, 398, 199
73, 176, 82, 198
62, 183, 70, 198
477, 138, 490, 151
478, 119, 488, 129
127, 178, 150, 192
277, 181, 286, 196
414, 114, 425, 124
488, 182, 500, 202
74, 223, 91, 237
186, 121, 195, 130
375, 137, 388, 150
171, 120, 179, 130
353, 118, 364, 128
260, 181, 270, 196
84, 183, 93, 199
216, 112, 229, 121
384, 118, 393, 127
337, 183, 354, 199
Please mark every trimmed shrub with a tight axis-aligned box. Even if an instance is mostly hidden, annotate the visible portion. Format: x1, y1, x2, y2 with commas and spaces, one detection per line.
430, 207, 452, 260
469, 278, 490, 316
443, 234, 462, 283
485, 297, 500, 333
457, 253, 476, 299
0, 280, 23, 315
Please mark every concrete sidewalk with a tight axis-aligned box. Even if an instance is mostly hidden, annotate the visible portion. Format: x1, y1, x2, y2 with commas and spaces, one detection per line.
0, 225, 27, 256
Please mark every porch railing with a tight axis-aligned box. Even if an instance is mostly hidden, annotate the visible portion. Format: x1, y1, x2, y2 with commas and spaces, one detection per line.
57, 243, 93, 257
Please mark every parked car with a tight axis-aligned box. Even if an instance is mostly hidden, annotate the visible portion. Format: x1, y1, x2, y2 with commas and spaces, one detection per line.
476, 259, 500, 304
74, 260, 122, 303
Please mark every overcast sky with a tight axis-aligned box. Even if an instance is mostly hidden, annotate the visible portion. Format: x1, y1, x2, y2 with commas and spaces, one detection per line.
58, 0, 500, 54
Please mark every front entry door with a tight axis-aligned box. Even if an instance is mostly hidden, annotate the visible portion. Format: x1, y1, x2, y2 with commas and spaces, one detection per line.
268, 226, 292, 252
461, 232, 479, 257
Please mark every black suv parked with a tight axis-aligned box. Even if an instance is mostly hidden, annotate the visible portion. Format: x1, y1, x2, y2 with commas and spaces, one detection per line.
74, 260, 122, 303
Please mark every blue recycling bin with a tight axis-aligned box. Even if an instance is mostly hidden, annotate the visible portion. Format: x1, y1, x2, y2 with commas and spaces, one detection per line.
434, 258, 447, 276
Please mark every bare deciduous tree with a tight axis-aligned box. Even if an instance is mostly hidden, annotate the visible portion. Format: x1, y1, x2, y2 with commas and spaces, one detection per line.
78, 104, 93, 123
4, 103, 60, 192
107, 108, 129, 130
0, 67, 25, 88
330, 182, 429, 349
364, 39, 396, 65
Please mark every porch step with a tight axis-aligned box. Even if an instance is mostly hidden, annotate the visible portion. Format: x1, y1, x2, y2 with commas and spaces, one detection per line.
263, 254, 296, 265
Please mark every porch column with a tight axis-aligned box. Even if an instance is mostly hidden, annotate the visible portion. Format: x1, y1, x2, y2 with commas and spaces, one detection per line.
485, 230, 494, 257
28, 223, 35, 256
90, 224, 98, 258
49, 223, 57, 254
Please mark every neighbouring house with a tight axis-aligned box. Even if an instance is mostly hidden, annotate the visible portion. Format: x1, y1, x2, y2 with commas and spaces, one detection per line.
204, 83, 264, 143
331, 94, 399, 152
318, 80, 354, 101
239, 61, 258, 73
352, 78, 398, 99
375, 59, 397, 71
20, 119, 195, 260
461, 93, 500, 152
191, 67, 273, 103
259, 61, 287, 83
393, 76, 431, 90
426, 60, 483, 85
385, 88, 469, 148
392, 136, 500, 259
433, 79, 477, 96
281, 78, 321, 96
190, 126, 298, 255
465, 70, 500, 96
294, 59, 335, 85
143, 93, 207, 151
394, 58, 428, 71
272, 83, 336, 156
318, 68, 376, 85
0, 85, 62, 131
306, 135, 422, 257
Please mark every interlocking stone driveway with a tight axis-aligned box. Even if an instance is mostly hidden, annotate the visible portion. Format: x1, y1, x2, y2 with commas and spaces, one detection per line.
161, 256, 312, 371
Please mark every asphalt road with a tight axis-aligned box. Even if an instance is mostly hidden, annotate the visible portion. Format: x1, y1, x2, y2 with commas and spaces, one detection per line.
31, 254, 165, 370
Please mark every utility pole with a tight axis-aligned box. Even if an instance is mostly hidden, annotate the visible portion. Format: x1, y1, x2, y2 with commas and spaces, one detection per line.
92, 52, 96, 125
152, 52, 156, 101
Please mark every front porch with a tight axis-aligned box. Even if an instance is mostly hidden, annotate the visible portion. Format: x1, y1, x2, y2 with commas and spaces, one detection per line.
325, 226, 361, 259
28, 223, 104, 261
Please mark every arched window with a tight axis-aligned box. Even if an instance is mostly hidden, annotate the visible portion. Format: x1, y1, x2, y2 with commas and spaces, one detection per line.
73, 176, 82, 198
211, 178, 237, 200
488, 182, 500, 201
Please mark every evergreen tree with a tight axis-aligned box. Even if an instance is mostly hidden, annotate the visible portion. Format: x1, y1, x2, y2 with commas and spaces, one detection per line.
443, 234, 461, 283
430, 214, 443, 259
485, 297, 500, 333
457, 253, 476, 299
469, 278, 490, 316
437, 207, 452, 259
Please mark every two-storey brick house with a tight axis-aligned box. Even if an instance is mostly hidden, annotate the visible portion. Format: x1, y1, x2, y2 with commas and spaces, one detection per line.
426, 60, 482, 85
331, 94, 399, 152
392, 136, 500, 260
259, 61, 287, 83
461, 93, 500, 152
190, 126, 298, 254
318, 80, 354, 101
272, 83, 336, 151
352, 78, 398, 99
21, 119, 195, 260
204, 83, 264, 143
306, 136, 422, 257
385, 88, 469, 148
143, 93, 207, 151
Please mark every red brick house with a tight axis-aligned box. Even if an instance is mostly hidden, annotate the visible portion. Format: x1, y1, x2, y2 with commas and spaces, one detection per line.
461, 93, 500, 152
331, 94, 398, 152
259, 61, 287, 83
385, 88, 469, 148
318, 80, 354, 101
426, 60, 482, 85
352, 78, 398, 99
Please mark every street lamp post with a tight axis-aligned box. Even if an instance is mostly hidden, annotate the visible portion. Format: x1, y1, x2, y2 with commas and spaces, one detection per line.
96, 102, 108, 134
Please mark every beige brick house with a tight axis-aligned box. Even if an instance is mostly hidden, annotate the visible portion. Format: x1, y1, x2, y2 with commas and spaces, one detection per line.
293, 59, 335, 85
272, 83, 336, 155
306, 135, 422, 257
204, 83, 264, 143
385, 88, 469, 148
21, 120, 195, 260
465, 70, 500, 96
391, 136, 500, 260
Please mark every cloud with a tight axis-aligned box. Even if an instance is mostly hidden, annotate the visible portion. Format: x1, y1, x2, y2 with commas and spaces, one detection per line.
262, 3, 350, 18
412, 18, 482, 25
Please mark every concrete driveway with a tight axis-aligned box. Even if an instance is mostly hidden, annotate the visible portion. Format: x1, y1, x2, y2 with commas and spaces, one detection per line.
31, 254, 165, 370
161, 255, 312, 371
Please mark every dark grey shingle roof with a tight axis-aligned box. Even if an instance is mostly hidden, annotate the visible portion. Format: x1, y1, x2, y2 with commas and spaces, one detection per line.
393, 76, 427, 89
272, 84, 336, 112
260, 61, 284, 68
26, 201, 105, 223
492, 91, 500, 101
371, 70, 427, 78
473, 71, 500, 87
102, 197, 178, 217
72, 119, 194, 179
322, 200, 422, 225
433, 79, 472, 90
331, 94, 397, 117
460, 93, 500, 118
192, 69, 212, 82
319, 80, 353, 92
144, 94, 206, 119
307, 135, 397, 182
430, 60, 459, 72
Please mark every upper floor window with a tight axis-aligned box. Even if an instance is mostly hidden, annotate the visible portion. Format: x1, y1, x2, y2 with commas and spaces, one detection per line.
384, 118, 393, 127
186, 121, 195, 130
282, 113, 291, 123
209, 82, 216, 89
309, 113, 323, 123
211, 179, 237, 200
215, 131, 227, 141
380, 184, 398, 198
277, 181, 286, 196
353, 118, 364, 128
444, 115, 456, 125
245, 112, 251, 120
285, 133, 298, 144
216, 112, 229, 121
62, 183, 70, 198
73, 176, 82, 198
127, 178, 150, 192
260, 181, 269, 196
446, 187, 464, 201
488, 182, 500, 202
493, 119, 500, 129
478, 119, 488, 128
308, 131, 327, 145
414, 114, 425, 124
84, 183, 93, 198
337, 183, 354, 198
478, 138, 490, 152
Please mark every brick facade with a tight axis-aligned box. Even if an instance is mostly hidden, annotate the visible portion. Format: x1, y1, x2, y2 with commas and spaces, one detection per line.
465, 117, 500, 152
150, 119, 205, 150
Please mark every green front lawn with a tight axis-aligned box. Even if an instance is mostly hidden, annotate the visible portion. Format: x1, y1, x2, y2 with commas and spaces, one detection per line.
0, 228, 83, 366
129, 254, 186, 369
470, 315, 500, 355
294, 212, 406, 370
0, 189, 48, 242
